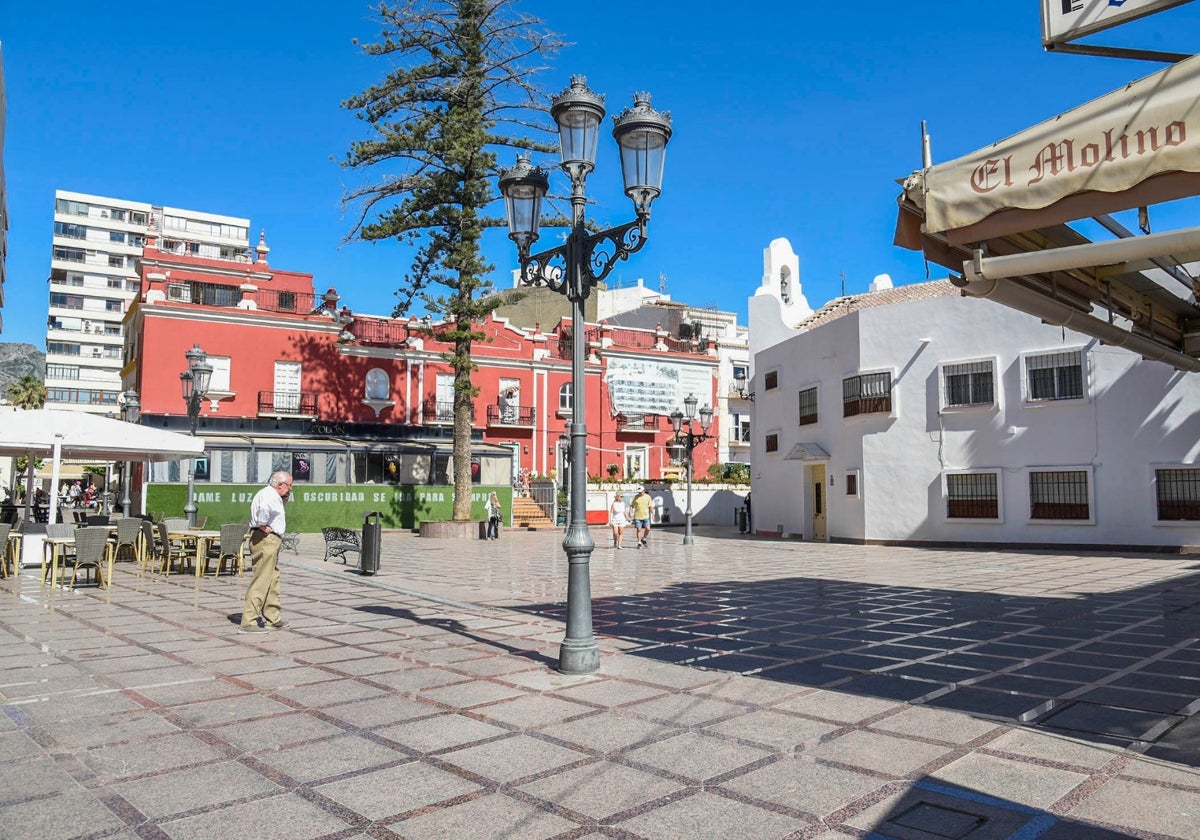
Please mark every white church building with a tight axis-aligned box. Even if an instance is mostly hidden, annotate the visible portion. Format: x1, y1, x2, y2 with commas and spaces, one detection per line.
747, 238, 1200, 551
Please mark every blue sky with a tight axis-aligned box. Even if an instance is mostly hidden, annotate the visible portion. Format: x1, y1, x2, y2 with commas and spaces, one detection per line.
3, 1, 1199, 347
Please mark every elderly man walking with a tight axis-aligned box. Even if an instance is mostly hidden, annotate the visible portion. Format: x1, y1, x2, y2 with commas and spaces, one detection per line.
239, 471, 293, 634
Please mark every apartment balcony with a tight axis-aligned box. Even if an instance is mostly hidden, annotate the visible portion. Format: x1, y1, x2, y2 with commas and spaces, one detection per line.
421, 398, 475, 426
257, 391, 318, 418
486, 404, 535, 428
615, 413, 661, 434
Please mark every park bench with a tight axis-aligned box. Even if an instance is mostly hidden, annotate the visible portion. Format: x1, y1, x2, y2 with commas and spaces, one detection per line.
321, 527, 361, 564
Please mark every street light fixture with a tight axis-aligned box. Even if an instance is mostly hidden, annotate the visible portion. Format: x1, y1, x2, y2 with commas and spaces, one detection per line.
733, 371, 756, 401
669, 393, 713, 546
499, 75, 672, 676
119, 390, 140, 514
179, 344, 213, 527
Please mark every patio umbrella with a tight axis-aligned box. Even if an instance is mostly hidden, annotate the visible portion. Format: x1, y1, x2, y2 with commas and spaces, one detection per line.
0, 409, 205, 524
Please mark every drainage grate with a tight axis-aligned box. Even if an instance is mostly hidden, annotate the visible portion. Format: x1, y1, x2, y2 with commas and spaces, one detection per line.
887, 801, 988, 839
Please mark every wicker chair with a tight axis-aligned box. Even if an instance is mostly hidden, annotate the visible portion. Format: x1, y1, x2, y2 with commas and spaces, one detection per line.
206, 523, 249, 577
138, 519, 162, 573
68, 526, 112, 589
156, 521, 192, 576
43, 523, 77, 586
111, 518, 143, 564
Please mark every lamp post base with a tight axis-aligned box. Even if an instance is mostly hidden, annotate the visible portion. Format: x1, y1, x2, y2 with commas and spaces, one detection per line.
558, 637, 600, 675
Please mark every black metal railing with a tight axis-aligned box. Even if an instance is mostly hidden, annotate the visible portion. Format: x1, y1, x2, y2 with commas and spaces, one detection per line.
258, 391, 318, 416
615, 413, 661, 432
486, 404, 535, 426
422, 398, 473, 425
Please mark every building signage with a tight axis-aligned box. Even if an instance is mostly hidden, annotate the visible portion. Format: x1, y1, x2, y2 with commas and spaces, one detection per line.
603, 357, 712, 417
146, 483, 512, 531
1042, 0, 1193, 45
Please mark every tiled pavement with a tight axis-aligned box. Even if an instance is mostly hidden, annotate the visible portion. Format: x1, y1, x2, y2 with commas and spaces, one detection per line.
2, 526, 1200, 839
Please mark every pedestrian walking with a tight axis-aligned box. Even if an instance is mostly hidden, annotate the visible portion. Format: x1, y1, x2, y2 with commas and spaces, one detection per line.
630, 487, 653, 548
486, 491, 503, 540
609, 493, 629, 548
239, 471, 293, 634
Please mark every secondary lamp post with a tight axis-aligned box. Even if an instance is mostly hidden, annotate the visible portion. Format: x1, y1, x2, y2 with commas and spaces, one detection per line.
669, 393, 712, 546
120, 390, 140, 514
499, 75, 672, 675
179, 344, 213, 527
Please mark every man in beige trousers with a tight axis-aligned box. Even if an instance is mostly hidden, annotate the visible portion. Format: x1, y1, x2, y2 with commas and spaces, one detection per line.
239, 471, 292, 634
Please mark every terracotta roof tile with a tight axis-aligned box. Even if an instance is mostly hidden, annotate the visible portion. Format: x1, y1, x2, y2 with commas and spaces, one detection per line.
796, 279, 958, 331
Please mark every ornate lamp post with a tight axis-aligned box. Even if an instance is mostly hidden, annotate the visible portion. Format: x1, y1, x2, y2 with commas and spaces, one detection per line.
669, 393, 713, 546
499, 76, 672, 675
179, 345, 213, 527
120, 390, 140, 514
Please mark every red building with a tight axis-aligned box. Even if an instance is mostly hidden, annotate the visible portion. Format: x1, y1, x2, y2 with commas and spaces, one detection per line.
122, 231, 718, 517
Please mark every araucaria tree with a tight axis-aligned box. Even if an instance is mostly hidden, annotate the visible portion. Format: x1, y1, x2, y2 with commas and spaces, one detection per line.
341, 0, 560, 521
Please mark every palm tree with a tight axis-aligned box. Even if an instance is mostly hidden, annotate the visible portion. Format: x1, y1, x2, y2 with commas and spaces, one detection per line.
7, 376, 46, 409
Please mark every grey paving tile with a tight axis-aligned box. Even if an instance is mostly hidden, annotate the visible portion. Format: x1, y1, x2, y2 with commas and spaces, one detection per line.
109, 758, 283, 817
721, 755, 889, 817
314, 759, 483, 820
624, 730, 773, 782
388, 791, 578, 839
375, 712, 511, 753
159, 791, 353, 840
252, 732, 407, 783
437, 732, 591, 783
1068, 777, 1200, 838
519, 760, 684, 819
804, 729, 954, 776
616, 790, 812, 840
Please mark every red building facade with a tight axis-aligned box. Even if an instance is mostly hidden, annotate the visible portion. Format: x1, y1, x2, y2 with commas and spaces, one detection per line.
123, 234, 719, 514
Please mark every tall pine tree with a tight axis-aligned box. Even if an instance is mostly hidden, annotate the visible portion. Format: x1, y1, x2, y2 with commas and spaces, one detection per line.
341, 0, 560, 520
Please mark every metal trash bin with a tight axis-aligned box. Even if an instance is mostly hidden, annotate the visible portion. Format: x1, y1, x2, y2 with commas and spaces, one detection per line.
361, 511, 382, 575
735, 507, 748, 533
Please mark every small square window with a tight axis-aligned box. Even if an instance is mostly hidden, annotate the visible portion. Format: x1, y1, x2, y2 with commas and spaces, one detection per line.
764, 370, 779, 390
843, 372, 892, 417
1026, 350, 1084, 401
943, 360, 995, 408
1155, 467, 1200, 521
765, 432, 779, 453
1029, 470, 1090, 520
946, 472, 999, 519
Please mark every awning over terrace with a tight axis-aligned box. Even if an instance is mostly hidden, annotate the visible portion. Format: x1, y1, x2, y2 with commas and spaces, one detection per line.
895, 52, 1200, 371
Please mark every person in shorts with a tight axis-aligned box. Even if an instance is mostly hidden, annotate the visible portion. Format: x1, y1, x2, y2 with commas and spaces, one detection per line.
630, 488, 653, 548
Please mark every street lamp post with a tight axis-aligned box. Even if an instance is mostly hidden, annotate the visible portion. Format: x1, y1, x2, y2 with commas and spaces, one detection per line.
669, 393, 713, 546
499, 76, 673, 675
120, 390, 140, 514
179, 345, 213, 528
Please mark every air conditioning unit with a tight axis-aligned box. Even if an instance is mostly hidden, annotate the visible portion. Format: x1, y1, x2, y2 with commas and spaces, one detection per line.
100, 210, 110, 219
166, 283, 192, 303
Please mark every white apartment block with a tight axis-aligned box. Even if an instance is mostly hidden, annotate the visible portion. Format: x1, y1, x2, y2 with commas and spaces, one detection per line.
748, 238, 1200, 551
47, 191, 250, 413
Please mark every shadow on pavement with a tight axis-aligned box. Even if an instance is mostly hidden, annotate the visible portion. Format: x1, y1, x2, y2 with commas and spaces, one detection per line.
516, 571, 1200, 766
355, 604, 556, 669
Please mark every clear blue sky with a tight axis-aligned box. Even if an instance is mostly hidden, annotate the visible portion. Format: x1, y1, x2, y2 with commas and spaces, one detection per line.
4, 1, 1198, 347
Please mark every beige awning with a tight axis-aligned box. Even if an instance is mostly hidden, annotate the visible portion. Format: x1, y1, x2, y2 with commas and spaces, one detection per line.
894, 52, 1200, 371
904, 53, 1200, 242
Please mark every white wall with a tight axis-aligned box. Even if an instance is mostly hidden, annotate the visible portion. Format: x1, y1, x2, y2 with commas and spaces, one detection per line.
751, 290, 1200, 549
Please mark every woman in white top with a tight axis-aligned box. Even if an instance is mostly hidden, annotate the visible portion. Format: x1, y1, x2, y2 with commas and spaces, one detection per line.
609, 493, 629, 548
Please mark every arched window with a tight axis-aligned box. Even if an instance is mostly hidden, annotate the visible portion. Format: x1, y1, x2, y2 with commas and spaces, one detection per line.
365, 368, 390, 401
780, 265, 792, 304
558, 382, 573, 411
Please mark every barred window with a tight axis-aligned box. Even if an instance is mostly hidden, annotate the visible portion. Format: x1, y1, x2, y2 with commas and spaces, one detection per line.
765, 370, 779, 391
1156, 468, 1200, 521
798, 387, 818, 426
843, 372, 892, 417
944, 360, 995, 407
1029, 470, 1089, 520
946, 473, 999, 519
1026, 350, 1083, 401
765, 432, 779, 453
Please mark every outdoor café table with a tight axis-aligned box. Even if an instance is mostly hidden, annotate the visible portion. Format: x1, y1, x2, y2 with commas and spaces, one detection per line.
41, 535, 73, 587
166, 529, 221, 578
